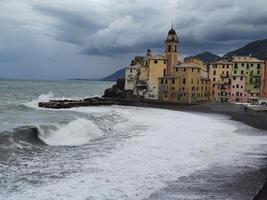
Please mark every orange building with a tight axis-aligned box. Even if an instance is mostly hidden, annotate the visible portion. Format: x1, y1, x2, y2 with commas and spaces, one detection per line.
261, 57, 267, 98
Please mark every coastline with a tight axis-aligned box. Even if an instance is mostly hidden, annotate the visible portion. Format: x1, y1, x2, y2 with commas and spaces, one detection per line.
119, 102, 267, 131
118, 102, 267, 199
37, 97, 267, 199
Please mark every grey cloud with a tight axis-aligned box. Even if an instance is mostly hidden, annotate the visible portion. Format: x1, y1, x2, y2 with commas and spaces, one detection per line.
33, 5, 103, 45
0, 0, 267, 80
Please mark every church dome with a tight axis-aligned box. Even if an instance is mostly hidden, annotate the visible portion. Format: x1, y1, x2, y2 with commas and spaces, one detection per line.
168, 28, 176, 35
166, 27, 179, 43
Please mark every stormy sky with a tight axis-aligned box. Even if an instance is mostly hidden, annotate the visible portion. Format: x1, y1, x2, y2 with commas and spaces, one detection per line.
0, 0, 267, 80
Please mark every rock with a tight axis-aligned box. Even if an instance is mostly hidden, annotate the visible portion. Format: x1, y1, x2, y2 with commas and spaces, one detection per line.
102, 78, 134, 99
38, 97, 115, 109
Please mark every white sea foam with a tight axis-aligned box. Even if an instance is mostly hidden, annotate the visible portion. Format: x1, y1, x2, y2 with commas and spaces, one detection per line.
24, 92, 55, 109
4, 107, 267, 200
38, 118, 104, 146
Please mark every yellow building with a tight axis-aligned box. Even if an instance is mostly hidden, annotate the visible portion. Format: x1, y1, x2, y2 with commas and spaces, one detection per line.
146, 55, 167, 99
124, 49, 167, 99
158, 27, 211, 104
159, 63, 210, 103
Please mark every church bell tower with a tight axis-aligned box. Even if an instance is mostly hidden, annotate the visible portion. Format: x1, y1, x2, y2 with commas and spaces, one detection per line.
165, 25, 183, 76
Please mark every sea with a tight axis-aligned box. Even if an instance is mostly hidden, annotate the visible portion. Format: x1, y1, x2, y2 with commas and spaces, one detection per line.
1, 79, 267, 200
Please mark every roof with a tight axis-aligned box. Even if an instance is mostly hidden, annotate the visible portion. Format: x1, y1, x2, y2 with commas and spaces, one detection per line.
232, 56, 264, 63
177, 63, 202, 69
126, 64, 141, 69
149, 54, 166, 60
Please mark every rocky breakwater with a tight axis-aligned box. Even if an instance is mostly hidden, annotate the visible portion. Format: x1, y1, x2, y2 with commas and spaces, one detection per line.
38, 78, 134, 109
103, 78, 134, 99
38, 97, 115, 109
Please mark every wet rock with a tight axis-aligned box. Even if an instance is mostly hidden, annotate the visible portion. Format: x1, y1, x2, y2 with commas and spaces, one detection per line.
38, 97, 115, 109
103, 78, 134, 99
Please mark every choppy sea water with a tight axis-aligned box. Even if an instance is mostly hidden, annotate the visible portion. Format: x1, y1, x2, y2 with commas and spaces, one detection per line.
1, 79, 267, 200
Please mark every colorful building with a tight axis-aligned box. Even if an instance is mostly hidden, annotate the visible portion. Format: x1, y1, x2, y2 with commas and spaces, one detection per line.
158, 28, 211, 103
232, 56, 264, 103
230, 75, 248, 102
124, 49, 166, 99
124, 26, 266, 104
159, 63, 210, 103
209, 60, 232, 103
261, 57, 267, 99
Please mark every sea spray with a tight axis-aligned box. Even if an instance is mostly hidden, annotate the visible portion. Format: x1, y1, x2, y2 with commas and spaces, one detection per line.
38, 118, 104, 146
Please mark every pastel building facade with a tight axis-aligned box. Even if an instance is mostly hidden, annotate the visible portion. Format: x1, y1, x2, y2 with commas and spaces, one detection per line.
261, 58, 267, 98
159, 63, 210, 103
230, 76, 248, 102
209, 60, 232, 103
158, 28, 211, 103
231, 56, 264, 103
124, 50, 166, 99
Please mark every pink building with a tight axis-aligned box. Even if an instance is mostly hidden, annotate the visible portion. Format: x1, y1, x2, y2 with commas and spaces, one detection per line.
230, 76, 248, 102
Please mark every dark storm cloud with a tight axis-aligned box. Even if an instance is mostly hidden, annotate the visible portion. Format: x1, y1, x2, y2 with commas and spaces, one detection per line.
0, 0, 267, 79
34, 5, 102, 45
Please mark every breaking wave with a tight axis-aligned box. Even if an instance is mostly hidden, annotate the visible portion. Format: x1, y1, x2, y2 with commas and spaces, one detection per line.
38, 118, 104, 146
0, 118, 103, 148
24, 92, 55, 109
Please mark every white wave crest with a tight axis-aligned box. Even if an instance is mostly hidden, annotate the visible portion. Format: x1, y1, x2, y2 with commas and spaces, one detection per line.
24, 92, 55, 109
39, 118, 103, 146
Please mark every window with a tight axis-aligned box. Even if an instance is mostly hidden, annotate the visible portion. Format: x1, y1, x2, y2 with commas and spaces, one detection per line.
234, 70, 237, 74
191, 79, 193, 84
234, 63, 238, 68
241, 85, 243, 89
241, 63, 244, 66
192, 69, 194, 72
233, 77, 236, 80
172, 79, 175, 84
168, 45, 171, 52
161, 79, 163, 84
240, 93, 243, 96
163, 69, 166, 76
236, 84, 239, 88
183, 78, 186, 84
165, 79, 167, 84
213, 71, 216, 75
241, 70, 244, 75
154, 60, 158, 64
213, 78, 216, 81
247, 64, 249, 69
222, 65, 225, 69
240, 77, 243, 81
130, 69, 133, 73
176, 68, 178, 72
174, 45, 177, 52
251, 63, 253, 67
257, 64, 261, 69
257, 70, 260, 74
164, 61, 167, 64
198, 69, 200, 72
227, 71, 229, 76
233, 85, 235, 88
184, 68, 186, 72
